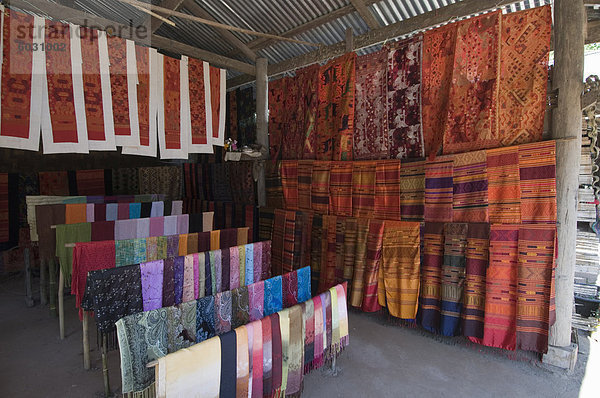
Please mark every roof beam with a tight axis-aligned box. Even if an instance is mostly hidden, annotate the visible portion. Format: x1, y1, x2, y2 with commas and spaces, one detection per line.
8, 0, 255, 75
182, 0, 257, 62
147, 0, 185, 33
349, 0, 380, 29
228, 0, 379, 57
228, 0, 526, 87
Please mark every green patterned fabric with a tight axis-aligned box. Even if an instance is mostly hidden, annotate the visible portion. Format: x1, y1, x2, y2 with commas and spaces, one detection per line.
55, 222, 91, 286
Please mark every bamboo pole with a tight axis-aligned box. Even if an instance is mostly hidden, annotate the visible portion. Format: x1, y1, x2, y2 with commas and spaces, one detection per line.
102, 334, 111, 398
49, 258, 57, 316
116, 0, 321, 48
83, 311, 90, 370
59, 268, 65, 340
40, 258, 48, 306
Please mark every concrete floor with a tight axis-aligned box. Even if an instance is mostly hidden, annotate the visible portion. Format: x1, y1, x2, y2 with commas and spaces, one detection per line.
1, 274, 598, 398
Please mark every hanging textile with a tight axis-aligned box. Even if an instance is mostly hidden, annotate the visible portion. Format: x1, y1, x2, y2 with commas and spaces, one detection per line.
452, 150, 488, 222
400, 159, 425, 221
487, 146, 521, 223
516, 225, 555, 353
38, 171, 69, 196
381, 221, 421, 319
107, 35, 138, 147
463, 223, 489, 341
281, 161, 299, 210
374, 160, 402, 221
138, 166, 181, 200
158, 55, 188, 159
0, 174, 7, 243
329, 162, 353, 216
498, 6, 551, 147
41, 21, 88, 154
266, 161, 284, 209
424, 155, 454, 222
349, 218, 369, 307
362, 219, 385, 312
78, 27, 115, 150
317, 53, 356, 161
354, 49, 389, 160
75, 169, 105, 195
187, 58, 212, 153
439, 223, 468, 336
422, 23, 457, 157
311, 161, 330, 214
122, 46, 160, 156
227, 89, 237, 142
297, 160, 313, 210
419, 222, 444, 333
281, 75, 303, 160
518, 140, 556, 224
310, 214, 323, 293
386, 36, 423, 159
0, 10, 44, 151
237, 86, 256, 146
282, 211, 297, 274
444, 11, 501, 154
352, 161, 376, 218
268, 77, 287, 160
209, 65, 226, 146
296, 64, 320, 159
483, 224, 519, 351
318, 215, 337, 292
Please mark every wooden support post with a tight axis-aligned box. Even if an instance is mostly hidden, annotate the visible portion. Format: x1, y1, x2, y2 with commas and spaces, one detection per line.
49, 258, 57, 316
256, 57, 268, 207
549, 0, 585, 348
102, 333, 111, 397
24, 248, 34, 307
345, 28, 354, 52
58, 268, 65, 339
40, 258, 48, 306
82, 311, 91, 370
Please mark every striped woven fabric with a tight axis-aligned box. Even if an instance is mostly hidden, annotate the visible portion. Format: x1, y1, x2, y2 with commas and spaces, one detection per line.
334, 217, 346, 284
343, 218, 358, 283
374, 160, 402, 221
329, 162, 353, 216
463, 223, 489, 341
319, 215, 338, 292
516, 224, 555, 353
419, 222, 445, 333
271, 209, 286, 276
400, 159, 425, 220
362, 219, 385, 312
483, 224, 519, 351
350, 218, 369, 307
518, 140, 556, 224
352, 161, 377, 218
297, 160, 313, 210
266, 161, 284, 209
292, 212, 303, 271
311, 161, 330, 214
381, 220, 421, 319
281, 160, 299, 210
487, 146, 521, 223
282, 210, 297, 274
310, 214, 323, 295
424, 155, 454, 222
0, 174, 7, 243
258, 207, 275, 242
76, 169, 106, 195
452, 150, 488, 222
440, 223, 468, 336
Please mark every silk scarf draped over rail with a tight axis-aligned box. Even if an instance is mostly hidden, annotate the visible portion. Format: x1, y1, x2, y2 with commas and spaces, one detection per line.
400, 159, 425, 221
386, 36, 424, 159
452, 151, 488, 222
419, 222, 445, 333
425, 155, 454, 222
352, 161, 376, 218
316, 53, 356, 161
463, 223, 489, 340
329, 162, 353, 216
354, 49, 389, 160
440, 223, 468, 337
375, 160, 402, 221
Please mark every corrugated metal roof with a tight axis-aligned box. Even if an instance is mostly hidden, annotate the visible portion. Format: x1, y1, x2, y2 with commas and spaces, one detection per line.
10, 0, 557, 80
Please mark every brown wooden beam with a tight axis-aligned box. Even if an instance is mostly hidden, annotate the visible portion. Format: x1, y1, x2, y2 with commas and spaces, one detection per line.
7, 0, 255, 75
182, 0, 257, 61
148, 0, 185, 33
349, 0, 380, 29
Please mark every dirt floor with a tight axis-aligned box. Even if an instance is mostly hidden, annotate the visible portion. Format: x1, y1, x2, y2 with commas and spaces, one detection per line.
1, 273, 598, 398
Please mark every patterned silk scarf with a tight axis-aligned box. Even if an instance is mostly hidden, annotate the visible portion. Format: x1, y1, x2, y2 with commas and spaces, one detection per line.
350, 218, 369, 307
375, 160, 402, 221
463, 223, 489, 341
518, 141, 556, 224
362, 219, 385, 312
452, 150, 489, 222
419, 222, 445, 333
311, 161, 330, 214
352, 161, 377, 218
424, 155, 454, 222
329, 162, 353, 216
281, 161, 299, 210
400, 158, 425, 221
440, 223, 468, 336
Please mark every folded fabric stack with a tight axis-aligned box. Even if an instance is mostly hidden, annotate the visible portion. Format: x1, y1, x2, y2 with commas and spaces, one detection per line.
153, 282, 348, 398
116, 267, 312, 395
